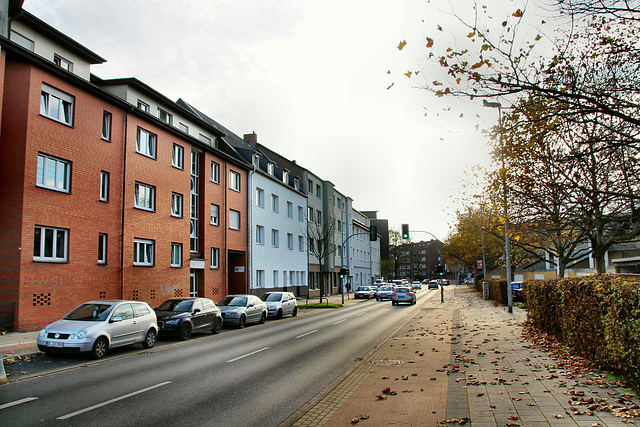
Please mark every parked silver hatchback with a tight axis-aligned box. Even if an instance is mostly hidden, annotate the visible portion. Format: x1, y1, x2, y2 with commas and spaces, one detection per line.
261, 292, 298, 319
218, 294, 268, 328
37, 300, 158, 359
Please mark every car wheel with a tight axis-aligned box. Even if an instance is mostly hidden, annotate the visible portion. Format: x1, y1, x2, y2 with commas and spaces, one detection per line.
392, 301, 396, 306
292, 307, 298, 317
237, 315, 246, 329
91, 337, 108, 359
276, 309, 283, 319
142, 329, 157, 349
212, 317, 222, 334
179, 323, 192, 340
260, 312, 266, 324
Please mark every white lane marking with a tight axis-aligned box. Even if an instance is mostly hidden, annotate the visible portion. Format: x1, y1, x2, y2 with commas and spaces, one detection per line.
57, 381, 171, 420
0, 397, 39, 410
226, 347, 269, 363
332, 319, 347, 325
356, 312, 366, 317
295, 330, 318, 339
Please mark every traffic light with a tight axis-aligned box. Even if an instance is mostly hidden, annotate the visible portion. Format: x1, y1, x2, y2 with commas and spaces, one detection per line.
436, 265, 444, 276
339, 267, 349, 278
401, 224, 409, 239
369, 225, 378, 241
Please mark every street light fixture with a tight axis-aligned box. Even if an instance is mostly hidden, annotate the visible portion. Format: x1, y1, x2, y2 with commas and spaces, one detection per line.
483, 100, 513, 314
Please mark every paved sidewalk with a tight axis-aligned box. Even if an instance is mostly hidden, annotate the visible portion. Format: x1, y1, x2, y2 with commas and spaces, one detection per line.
283, 286, 640, 426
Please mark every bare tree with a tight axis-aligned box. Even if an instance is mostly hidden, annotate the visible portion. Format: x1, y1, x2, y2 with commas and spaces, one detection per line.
307, 217, 338, 302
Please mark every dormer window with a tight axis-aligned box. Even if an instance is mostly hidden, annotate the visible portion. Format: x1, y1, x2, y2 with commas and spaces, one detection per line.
158, 107, 172, 125
294, 178, 300, 191
282, 170, 289, 184
252, 154, 260, 168
267, 163, 274, 175
137, 100, 149, 113
54, 54, 73, 72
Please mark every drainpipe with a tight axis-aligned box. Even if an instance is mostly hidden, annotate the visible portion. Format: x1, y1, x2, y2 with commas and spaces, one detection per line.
120, 111, 130, 299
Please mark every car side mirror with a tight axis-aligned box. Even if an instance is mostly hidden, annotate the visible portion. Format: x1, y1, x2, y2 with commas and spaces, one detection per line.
110, 316, 123, 323
193, 309, 201, 314
248, 303, 254, 308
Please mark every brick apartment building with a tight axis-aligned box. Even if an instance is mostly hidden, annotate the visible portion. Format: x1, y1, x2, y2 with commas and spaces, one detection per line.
0, 1, 249, 330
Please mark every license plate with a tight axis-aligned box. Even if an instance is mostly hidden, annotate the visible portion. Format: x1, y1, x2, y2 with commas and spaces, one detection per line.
46, 341, 64, 348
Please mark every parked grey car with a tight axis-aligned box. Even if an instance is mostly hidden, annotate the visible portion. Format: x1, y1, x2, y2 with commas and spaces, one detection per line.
375, 285, 394, 301
218, 294, 267, 328
37, 300, 158, 359
261, 292, 298, 318
155, 297, 222, 340
391, 287, 416, 305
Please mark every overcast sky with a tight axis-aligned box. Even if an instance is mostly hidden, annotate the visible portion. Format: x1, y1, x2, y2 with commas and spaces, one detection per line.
23, 0, 518, 241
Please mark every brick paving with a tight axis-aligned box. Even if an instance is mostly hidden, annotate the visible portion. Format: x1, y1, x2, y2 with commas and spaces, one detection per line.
285, 287, 640, 426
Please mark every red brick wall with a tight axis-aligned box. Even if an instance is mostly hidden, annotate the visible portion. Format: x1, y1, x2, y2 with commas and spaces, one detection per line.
3, 59, 126, 330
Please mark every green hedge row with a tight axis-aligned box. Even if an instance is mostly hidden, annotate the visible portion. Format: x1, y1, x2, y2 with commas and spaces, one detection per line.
473, 279, 509, 305
525, 275, 640, 391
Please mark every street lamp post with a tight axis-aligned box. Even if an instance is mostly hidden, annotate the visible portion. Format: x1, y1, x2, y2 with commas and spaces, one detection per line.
484, 101, 513, 314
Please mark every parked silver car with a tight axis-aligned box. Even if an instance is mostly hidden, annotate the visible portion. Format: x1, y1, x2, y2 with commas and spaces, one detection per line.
391, 287, 416, 305
218, 294, 267, 328
261, 292, 298, 319
37, 300, 158, 359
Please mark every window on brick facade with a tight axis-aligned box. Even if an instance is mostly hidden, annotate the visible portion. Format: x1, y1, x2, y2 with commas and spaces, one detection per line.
102, 111, 112, 141
33, 225, 68, 262
172, 144, 184, 169
210, 204, 219, 225
211, 247, 219, 269
133, 238, 154, 266
100, 171, 109, 202
229, 209, 240, 230
171, 243, 182, 267
136, 127, 157, 159
37, 153, 70, 193
135, 182, 155, 211
98, 233, 107, 264
40, 83, 74, 126
229, 171, 240, 191
171, 193, 183, 217
211, 161, 220, 183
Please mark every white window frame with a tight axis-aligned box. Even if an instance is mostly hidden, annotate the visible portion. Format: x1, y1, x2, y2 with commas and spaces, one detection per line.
317, 210, 322, 224
271, 194, 279, 213
171, 242, 182, 267
158, 107, 173, 125
135, 182, 155, 211
10, 30, 34, 51
199, 133, 212, 145
102, 111, 112, 141
210, 204, 219, 226
272, 229, 279, 248
100, 171, 109, 202
211, 162, 220, 183
54, 54, 73, 72
307, 207, 314, 222
172, 144, 184, 169
136, 127, 157, 159
229, 209, 240, 230
256, 225, 265, 245
256, 270, 265, 288
273, 270, 279, 287
37, 153, 70, 193
133, 238, 154, 266
211, 247, 219, 269
287, 233, 294, 250
229, 171, 240, 191
256, 188, 265, 208
40, 83, 74, 126
171, 193, 183, 217
298, 236, 304, 252
298, 206, 304, 222
33, 225, 68, 262
98, 233, 107, 264
137, 100, 149, 112
178, 122, 189, 133
316, 184, 321, 198
287, 201, 293, 219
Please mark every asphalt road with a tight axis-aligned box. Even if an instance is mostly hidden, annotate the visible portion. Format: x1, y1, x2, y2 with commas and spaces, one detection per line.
0, 290, 441, 426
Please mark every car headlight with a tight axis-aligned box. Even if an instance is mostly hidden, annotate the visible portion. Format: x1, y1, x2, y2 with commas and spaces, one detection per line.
38, 328, 47, 338
165, 319, 179, 325
72, 330, 88, 340
226, 311, 240, 317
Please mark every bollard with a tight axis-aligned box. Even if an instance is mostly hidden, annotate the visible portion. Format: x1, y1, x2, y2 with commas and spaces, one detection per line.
483, 281, 490, 300
441, 284, 444, 303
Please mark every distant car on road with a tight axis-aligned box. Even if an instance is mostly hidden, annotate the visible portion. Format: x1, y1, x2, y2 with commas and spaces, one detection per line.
511, 282, 524, 302
155, 297, 222, 340
464, 278, 475, 284
375, 285, 394, 301
428, 280, 439, 290
441, 279, 450, 286
412, 281, 422, 290
218, 294, 267, 328
37, 300, 157, 359
354, 286, 375, 299
391, 287, 416, 305
261, 292, 298, 319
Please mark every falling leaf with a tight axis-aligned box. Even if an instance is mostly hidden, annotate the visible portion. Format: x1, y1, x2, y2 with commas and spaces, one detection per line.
404, 71, 412, 78
426, 37, 434, 48
437, 25, 442, 31
467, 31, 476, 38
386, 83, 394, 90
397, 40, 407, 50
386, 70, 391, 74
502, 21, 508, 27
512, 9, 523, 17
535, 34, 542, 41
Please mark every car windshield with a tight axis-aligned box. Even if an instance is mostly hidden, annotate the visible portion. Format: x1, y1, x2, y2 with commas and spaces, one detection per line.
157, 300, 193, 312
218, 296, 248, 307
64, 303, 113, 321
261, 294, 283, 302
512, 283, 523, 289
396, 288, 411, 293
379, 286, 392, 291
357, 287, 370, 291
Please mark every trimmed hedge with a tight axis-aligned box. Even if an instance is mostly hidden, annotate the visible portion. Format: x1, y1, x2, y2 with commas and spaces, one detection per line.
525, 275, 640, 391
